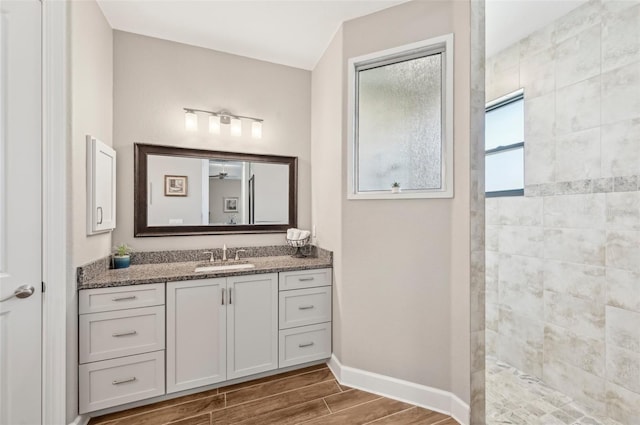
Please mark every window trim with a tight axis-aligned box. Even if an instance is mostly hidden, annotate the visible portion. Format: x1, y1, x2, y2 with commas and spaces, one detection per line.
485, 89, 524, 197
347, 33, 454, 200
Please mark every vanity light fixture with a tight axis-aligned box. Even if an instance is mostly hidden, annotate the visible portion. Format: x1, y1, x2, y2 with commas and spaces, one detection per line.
184, 110, 198, 132
183, 108, 263, 139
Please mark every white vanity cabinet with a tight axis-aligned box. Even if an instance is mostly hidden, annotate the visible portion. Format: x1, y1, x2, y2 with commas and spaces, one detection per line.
166, 273, 278, 394
78, 284, 165, 414
278, 269, 332, 368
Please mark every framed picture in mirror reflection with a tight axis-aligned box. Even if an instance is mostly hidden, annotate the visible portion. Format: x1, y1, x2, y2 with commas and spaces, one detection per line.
165, 175, 188, 196
223, 197, 239, 212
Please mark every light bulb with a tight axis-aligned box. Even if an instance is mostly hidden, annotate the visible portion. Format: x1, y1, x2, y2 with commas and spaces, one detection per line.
251, 121, 262, 139
230, 118, 242, 137
185, 111, 198, 132
209, 115, 221, 134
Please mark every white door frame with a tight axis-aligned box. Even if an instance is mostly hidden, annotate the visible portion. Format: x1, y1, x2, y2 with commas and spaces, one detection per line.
42, 0, 68, 424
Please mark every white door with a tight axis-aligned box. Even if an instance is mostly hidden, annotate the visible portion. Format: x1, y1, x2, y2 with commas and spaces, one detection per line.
0, 1, 42, 424
166, 279, 226, 393
227, 273, 278, 380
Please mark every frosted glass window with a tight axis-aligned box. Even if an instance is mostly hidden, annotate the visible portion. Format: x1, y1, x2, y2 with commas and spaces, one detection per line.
357, 53, 442, 192
347, 34, 454, 199
486, 148, 524, 192
485, 98, 524, 150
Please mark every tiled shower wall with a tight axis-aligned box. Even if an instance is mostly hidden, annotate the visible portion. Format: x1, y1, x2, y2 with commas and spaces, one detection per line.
485, 0, 640, 423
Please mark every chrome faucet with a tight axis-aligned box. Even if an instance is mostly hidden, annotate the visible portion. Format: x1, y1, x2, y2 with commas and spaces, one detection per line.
234, 249, 246, 261
202, 251, 215, 262
222, 244, 228, 261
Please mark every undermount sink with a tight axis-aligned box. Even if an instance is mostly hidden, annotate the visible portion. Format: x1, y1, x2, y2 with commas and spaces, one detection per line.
194, 263, 256, 273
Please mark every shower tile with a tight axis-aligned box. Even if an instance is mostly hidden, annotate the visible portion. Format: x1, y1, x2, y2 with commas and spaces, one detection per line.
556, 25, 601, 88
544, 260, 605, 302
606, 192, 640, 231
520, 46, 555, 99
545, 323, 605, 377
593, 178, 615, 193
553, 0, 602, 44
543, 193, 606, 229
486, 65, 520, 103
498, 225, 544, 257
497, 196, 543, 226
601, 4, 640, 72
544, 290, 605, 340
613, 176, 638, 192
605, 230, 640, 271
606, 268, 640, 313
498, 307, 544, 351
606, 345, 640, 393
602, 62, 640, 125
525, 94, 555, 140
606, 306, 640, 353
486, 224, 499, 252
554, 180, 594, 196
486, 198, 499, 225
555, 76, 601, 136
525, 140, 556, 185
544, 228, 606, 266
601, 118, 640, 178
491, 42, 520, 73
543, 358, 607, 416
498, 335, 543, 379
606, 382, 640, 424
520, 23, 555, 59
555, 128, 601, 182
486, 329, 498, 357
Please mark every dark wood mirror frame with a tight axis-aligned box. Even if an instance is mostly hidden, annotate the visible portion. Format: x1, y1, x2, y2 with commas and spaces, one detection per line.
134, 143, 298, 237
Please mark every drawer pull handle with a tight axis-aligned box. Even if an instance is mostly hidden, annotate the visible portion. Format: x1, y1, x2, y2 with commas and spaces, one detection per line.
112, 330, 137, 337
112, 377, 137, 385
298, 277, 315, 282
112, 295, 137, 302
298, 305, 314, 310
299, 342, 315, 348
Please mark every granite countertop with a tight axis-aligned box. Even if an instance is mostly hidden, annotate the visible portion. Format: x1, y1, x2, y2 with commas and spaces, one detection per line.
78, 255, 332, 290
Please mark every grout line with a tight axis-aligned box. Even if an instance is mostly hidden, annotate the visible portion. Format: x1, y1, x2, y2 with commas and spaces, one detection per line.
217, 378, 339, 412
220, 366, 329, 395
361, 406, 416, 425
322, 397, 332, 414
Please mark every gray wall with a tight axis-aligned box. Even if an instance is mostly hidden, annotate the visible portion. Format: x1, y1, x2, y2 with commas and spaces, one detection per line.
311, 0, 473, 405
112, 31, 311, 250
486, 1, 640, 422
67, 1, 113, 421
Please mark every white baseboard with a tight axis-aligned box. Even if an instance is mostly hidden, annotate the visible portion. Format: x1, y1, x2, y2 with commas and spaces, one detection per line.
69, 415, 89, 425
328, 355, 469, 425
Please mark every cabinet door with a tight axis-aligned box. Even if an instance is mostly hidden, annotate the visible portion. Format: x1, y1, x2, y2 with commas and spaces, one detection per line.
227, 273, 278, 380
87, 135, 116, 234
167, 279, 226, 393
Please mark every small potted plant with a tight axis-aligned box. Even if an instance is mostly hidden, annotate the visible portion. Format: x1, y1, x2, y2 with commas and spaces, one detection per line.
113, 243, 133, 269
391, 182, 401, 193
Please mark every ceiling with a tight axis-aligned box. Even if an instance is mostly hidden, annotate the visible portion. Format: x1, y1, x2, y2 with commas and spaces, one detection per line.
486, 0, 588, 57
97, 0, 407, 70
97, 0, 590, 70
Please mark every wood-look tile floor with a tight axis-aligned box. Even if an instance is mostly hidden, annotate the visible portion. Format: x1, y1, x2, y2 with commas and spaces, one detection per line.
89, 364, 458, 425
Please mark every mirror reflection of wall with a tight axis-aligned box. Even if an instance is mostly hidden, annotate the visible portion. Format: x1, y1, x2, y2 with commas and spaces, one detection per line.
208, 160, 245, 225
146, 153, 290, 227
147, 155, 208, 226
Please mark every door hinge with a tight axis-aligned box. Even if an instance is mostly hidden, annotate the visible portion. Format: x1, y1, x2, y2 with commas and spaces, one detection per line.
42, 281, 46, 293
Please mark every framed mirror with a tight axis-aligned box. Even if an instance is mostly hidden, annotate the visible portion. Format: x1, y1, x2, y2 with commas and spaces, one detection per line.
134, 143, 297, 236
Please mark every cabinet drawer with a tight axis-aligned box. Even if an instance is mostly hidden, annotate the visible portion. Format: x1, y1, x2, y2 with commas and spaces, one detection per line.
79, 306, 165, 364
79, 351, 165, 414
279, 323, 331, 368
79, 283, 165, 314
279, 268, 332, 291
279, 287, 331, 330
